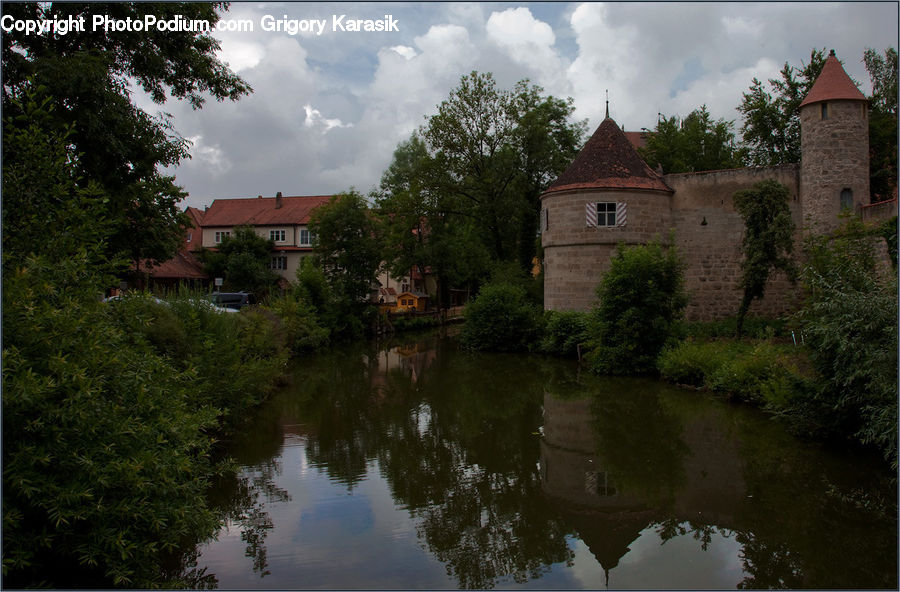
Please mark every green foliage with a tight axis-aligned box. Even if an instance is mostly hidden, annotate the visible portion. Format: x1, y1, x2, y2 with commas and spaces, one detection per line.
538, 310, 591, 357
586, 241, 687, 375
310, 190, 381, 308
460, 283, 542, 352
797, 219, 898, 467
680, 316, 788, 340
657, 340, 815, 407
265, 292, 330, 353
733, 179, 797, 336
2, 2, 251, 265
638, 105, 747, 173
738, 48, 827, 166
200, 225, 279, 296
878, 216, 898, 267
864, 47, 898, 202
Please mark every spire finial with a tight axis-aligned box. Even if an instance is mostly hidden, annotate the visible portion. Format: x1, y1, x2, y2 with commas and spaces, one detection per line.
605, 89, 610, 119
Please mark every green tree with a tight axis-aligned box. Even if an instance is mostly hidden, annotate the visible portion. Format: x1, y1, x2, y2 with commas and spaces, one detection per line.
733, 180, 797, 337
738, 48, 827, 166
460, 282, 542, 352
863, 47, 898, 203
419, 72, 585, 274
587, 240, 687, 375
638, 105, 747, 173
309, 191, 382, 335
1, 2, 251, 266
199, 226, 279, 295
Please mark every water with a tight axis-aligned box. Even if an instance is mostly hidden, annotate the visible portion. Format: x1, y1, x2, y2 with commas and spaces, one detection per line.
187, 332, 897, 589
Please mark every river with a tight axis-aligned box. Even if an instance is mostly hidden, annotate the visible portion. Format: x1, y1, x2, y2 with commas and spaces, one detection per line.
183, 331, 897, 589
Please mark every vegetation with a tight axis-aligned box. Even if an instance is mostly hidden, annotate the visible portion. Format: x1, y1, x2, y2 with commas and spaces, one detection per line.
638, 105, 747, 173
733, 180, 797, 336
737, 48, 827, 166
308, 191, 382, 338
538, 310, 591, 358
795, 218, 898, 467
584, 241, 687, 375
199, 225, 280, 297
1, 2, 250, 267
460, 283, 542, 352
376, 71, 585, 303
863, 47, 898, 203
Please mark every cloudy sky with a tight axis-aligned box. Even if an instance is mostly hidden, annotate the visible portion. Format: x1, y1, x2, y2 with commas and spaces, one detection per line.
136, 2, 898, 210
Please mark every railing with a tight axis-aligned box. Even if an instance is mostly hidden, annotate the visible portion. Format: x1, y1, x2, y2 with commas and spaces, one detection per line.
861, 198, 898, 224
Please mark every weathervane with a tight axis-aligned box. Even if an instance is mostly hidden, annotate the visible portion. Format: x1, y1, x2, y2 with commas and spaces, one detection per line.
605, 89, 610, 119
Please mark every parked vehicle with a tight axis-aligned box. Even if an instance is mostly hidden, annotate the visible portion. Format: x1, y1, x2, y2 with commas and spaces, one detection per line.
209, 291, 256, 311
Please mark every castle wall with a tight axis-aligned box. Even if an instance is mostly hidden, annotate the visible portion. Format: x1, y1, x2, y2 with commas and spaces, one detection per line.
666, 165, 802, 321
542, 188, 673, 311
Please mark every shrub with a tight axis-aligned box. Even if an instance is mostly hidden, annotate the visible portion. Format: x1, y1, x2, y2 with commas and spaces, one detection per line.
586, 241, 687, 374
539, 310, 591, 357
798, 221, 898, 467
266, 293, 330, 353
460, 283, 542, 352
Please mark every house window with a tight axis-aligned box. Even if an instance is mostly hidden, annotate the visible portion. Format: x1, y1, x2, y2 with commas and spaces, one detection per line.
597, 202, 617, 227
271, 256, 287, 270
187, 231, 193, 243
840, 188, 853, 210
299, 228, 315, 246
215, 231, 231, 244
270, 229, 286, 242
821, 103, 828, 120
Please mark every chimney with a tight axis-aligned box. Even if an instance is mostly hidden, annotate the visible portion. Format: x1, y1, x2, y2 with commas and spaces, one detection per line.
275, 191, 283, 209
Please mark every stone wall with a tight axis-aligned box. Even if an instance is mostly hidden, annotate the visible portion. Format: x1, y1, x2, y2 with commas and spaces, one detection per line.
541, 187, 672, 311
666, 165, 802, 321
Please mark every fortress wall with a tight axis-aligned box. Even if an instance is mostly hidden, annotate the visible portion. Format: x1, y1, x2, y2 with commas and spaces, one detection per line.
542, 188, 673, 311
665, 165, 802, 321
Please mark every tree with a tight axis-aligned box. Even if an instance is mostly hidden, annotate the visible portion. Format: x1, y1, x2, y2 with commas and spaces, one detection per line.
638, 106, 747, 173
863, 47, 898, 202
586, 241, 687, 375
309, 191, 381, 333
419, 72, 585, 274
1, 2, 251, 266
738, 49, 827, 166
733, 180, 797, 336
199, 226, 279, 295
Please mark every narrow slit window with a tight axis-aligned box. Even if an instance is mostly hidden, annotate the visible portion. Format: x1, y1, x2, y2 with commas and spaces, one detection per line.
840, 188, 853, 210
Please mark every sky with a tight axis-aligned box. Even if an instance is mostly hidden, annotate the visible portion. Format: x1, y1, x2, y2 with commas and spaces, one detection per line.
132, 2, 899, 210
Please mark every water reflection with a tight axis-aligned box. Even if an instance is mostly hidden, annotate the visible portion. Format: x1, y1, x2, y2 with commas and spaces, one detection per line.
188, 333, 896, 589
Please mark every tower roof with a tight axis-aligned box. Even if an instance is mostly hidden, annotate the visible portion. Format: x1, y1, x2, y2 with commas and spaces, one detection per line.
544, 117, 672, 195
799, 50, 866, 107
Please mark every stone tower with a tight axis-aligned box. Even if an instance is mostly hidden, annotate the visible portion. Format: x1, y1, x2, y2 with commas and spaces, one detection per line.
799, 50, 870, 232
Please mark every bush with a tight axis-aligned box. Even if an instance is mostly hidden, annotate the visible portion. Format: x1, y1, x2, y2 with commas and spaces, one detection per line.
657, 340, 815, 406
538, 310, 590, 357
460, 283, 542, 352
586, 241, 687, 375
2, 258, 222, 588
679, 316, 789, 340
266, 293, 330, 353
798, 221, 898, 467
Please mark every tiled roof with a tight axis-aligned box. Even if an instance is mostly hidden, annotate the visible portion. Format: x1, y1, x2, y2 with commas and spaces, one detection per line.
799, 51, 866, 107
143, 250, 207, 280
545, 118, 672, 195
202, 194, 333, 226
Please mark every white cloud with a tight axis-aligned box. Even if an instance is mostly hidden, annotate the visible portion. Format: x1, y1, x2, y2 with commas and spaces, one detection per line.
185, 135, 231, 173
303, 104, 352, 131
485, 7, 569, 91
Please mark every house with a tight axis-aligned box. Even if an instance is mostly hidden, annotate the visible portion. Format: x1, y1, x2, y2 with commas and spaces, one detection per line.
135, 206, 208, 292
541, 51, 897, 322
200, 192, 333, 281
395, 291, 429, 312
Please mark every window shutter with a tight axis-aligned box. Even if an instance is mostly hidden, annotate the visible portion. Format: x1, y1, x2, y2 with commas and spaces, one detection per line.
585, 203, 597, 227
616, 202, 627, 227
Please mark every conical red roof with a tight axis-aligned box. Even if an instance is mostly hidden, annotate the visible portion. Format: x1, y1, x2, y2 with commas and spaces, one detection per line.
799, 51, 866, 107
545, 118, 672, 195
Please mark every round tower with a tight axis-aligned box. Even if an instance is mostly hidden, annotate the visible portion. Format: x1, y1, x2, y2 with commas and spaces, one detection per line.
799, 50, 869, 233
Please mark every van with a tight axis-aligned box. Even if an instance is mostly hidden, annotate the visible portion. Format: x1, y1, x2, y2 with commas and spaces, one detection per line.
209, 291, 256, 311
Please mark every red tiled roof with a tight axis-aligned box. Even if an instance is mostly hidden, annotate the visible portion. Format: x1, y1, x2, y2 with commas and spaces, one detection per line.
800, 51, 866, 107
142, 250, 207, 280
623, 131, 648, 150
201, 194, 333, 227
545, 118, 672, 195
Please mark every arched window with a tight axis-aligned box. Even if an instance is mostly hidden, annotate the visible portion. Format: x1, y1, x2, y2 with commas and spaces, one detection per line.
840, 188, 853, 210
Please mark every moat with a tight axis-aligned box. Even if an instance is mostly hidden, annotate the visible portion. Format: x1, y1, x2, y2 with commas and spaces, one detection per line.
187, 332, 897, 589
